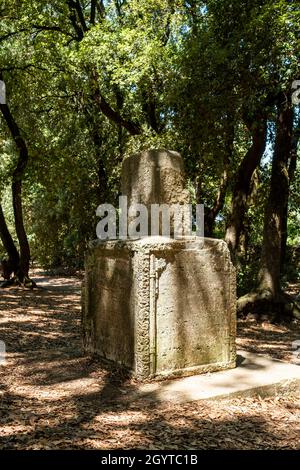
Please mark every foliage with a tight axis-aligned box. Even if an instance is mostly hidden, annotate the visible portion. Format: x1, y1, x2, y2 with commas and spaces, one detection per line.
0, 0, 299, 291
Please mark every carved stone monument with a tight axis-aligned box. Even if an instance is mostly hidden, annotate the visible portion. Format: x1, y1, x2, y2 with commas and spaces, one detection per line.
82, 149, 236, 379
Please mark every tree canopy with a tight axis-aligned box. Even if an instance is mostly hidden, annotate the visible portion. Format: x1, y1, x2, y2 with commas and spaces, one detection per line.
0, 0, 299, 314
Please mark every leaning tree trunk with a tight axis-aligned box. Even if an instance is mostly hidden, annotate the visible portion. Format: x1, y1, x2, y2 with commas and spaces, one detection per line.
238, 93, 300, 318
0, 75, 34, 286
12, 173, 30, 282
225, 118, 267, 261
0, 203, 20, 277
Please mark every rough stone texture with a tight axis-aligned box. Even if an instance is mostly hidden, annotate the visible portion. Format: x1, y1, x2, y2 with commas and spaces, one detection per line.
122, 149, 191, 236
82, 237, 236, 379
82, 149, 236, 379
122, 149, 190, 208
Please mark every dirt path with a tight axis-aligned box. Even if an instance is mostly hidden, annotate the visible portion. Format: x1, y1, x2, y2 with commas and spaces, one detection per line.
0, 273, 299, 449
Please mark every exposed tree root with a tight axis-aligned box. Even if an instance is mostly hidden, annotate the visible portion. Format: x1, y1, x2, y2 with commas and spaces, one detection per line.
237, 289, 300, 320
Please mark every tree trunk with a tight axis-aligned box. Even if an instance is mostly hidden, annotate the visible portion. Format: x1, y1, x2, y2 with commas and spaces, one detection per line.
280, 120, 299, 269
237, 93, 300, 319
0, 75, 32, 283
204, 158, 229, 237
0, 203, 20, 276
203, 119, 234, 237
258, 94, 293, 296
87, 124, 109, 203
11, 178, 30, 281
225, 118, 267, 260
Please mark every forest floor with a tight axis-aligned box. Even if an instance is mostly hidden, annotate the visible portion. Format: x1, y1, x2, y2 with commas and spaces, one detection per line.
0, 271, 299, 450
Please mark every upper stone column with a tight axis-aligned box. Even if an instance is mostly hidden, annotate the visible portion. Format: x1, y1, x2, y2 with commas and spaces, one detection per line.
121, 149, 191, 237
121, 149, 190, 207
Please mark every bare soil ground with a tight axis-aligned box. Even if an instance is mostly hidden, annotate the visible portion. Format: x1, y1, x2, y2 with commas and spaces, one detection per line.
0, 271, 299, 450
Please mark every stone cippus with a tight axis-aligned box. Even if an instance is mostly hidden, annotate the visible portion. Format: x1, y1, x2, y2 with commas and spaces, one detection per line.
83, 149, 236, 380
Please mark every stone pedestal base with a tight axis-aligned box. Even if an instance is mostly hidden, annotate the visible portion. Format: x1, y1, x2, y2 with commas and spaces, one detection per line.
82, 237, 236, 379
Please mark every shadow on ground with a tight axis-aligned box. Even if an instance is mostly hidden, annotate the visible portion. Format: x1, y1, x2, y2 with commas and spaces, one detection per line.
0, 273, 299, 449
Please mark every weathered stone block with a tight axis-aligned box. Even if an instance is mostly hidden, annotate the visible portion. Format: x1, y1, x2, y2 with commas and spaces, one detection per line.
122, 149, 190, 208
121, 149, 192, 237
82, 236, 236, 379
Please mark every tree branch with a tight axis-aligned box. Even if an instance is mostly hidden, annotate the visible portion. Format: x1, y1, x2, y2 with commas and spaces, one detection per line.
65, 4, 141, 134
31, 24, 76, 38
68, 0, 88, 33
67, 0, 84, 40
0, 64, 48, 73
93, 87, 141, 135
0, 29, 27, 42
